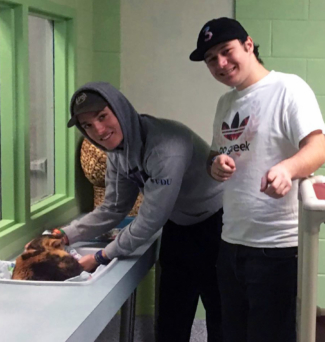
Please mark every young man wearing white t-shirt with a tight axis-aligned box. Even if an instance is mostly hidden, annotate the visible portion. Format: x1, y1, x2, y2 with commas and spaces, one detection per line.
190, 17, 325, 342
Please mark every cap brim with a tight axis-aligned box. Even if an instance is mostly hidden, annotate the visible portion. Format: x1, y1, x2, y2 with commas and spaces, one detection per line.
67, 116, 78, 128
189, 49, 204, 61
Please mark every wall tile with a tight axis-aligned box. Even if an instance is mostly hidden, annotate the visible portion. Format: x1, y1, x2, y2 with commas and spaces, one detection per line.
319, 240, 325, 274
50, 0, 76, 8
315, 168, 325, 179
310, 0, 325, 21
307, 60, 325, 95
77, 0, 93, 12
238, 19, 271, 56
76, 47, 93, 87
320, 222, 325, 240
76, 9, 93, 49
318, 276, 325, 307
316, 96, 325, 121
93, 51, 120, 87
236, 0, 308, 20
262, 58, 307, 80
273, 21, 325, 58
93, 0, 120, 53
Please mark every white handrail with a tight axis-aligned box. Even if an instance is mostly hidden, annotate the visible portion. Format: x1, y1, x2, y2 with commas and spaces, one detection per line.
298, 176, 325, 342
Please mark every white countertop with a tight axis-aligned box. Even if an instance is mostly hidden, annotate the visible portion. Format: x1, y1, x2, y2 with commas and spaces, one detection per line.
0, 230, 161, 342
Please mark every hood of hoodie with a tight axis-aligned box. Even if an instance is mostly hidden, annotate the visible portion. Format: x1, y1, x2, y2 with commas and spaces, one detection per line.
70, 82, 145, 172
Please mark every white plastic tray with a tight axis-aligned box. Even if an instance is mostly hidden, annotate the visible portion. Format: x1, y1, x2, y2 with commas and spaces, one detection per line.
0, 247, 117, 286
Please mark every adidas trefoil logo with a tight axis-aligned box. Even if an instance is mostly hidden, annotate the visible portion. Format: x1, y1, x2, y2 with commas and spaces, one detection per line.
222, 112, 250, 141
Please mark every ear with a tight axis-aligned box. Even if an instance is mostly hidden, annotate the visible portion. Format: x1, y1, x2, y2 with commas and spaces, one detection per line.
244, 36, 254, 54
51, 239, 63, 249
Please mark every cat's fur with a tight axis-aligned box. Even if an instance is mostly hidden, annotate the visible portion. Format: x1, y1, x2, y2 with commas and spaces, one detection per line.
12, 235, 83, 281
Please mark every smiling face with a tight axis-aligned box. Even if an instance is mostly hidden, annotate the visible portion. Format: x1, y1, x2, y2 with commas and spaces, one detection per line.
78, 106, 124, 150
204, 37, 256, 90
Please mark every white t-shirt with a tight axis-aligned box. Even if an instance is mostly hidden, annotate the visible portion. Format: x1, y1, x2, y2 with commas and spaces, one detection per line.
211, 71, 325, 247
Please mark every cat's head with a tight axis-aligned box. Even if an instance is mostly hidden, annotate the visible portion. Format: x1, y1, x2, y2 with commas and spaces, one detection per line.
26, 235, 65, 252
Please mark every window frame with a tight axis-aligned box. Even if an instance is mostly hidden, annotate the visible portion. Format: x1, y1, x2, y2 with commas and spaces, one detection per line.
0, 0, 77, 259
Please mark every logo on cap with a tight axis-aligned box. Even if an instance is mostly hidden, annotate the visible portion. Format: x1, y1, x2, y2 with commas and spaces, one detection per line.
75, 93, 87, 106
203, 26, 213, 42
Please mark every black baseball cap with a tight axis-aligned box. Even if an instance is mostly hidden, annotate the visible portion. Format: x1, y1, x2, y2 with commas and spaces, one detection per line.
67, 91, 108, 128
189, 17, 249, 62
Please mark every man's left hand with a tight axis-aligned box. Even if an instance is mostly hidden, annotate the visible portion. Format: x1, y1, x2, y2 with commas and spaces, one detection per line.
78, 254, 99, 272
260, 162, 292, 199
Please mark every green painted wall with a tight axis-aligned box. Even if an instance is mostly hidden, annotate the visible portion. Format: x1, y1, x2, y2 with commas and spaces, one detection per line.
49, 0, 121, 213
50, 0, 121, 88
50, 0, 122, 215
236, 0, 325, 307
93, 0, 120, 88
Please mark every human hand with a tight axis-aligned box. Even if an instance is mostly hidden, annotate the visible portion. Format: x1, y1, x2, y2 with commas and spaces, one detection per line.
49, 229, 69, 246
260, 162, 292, 199
211, 154, 236, 181
78, 254, 99, 272
24, 241, 32, 251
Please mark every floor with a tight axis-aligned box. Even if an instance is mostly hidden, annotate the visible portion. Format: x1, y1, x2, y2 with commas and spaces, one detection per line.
96, 314, 208, 342
96, 314, 325, 341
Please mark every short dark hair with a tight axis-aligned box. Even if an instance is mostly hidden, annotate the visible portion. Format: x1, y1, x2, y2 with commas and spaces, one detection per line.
239, 38, 264, 65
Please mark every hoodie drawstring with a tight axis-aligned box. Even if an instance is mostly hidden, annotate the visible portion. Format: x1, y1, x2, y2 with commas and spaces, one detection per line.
115, 153, 120, 206
115, 145, 130, 206
126, 143, 129, 179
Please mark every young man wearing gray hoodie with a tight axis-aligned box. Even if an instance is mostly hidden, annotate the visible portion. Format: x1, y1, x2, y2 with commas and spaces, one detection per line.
59, 82, 223, 342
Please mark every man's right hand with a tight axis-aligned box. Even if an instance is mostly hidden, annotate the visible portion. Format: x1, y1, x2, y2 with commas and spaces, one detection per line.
211, 154, 236, 181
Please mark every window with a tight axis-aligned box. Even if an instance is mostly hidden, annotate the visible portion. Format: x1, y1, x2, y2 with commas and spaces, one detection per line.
0, 0, 77, 259
29, 15, 55, 204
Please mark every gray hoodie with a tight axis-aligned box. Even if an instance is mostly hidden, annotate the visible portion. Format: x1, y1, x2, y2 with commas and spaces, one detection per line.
64, 82, 223, 259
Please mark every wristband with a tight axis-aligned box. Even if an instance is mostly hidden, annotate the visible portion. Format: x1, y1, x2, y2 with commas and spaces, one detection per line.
94, 250, 110, 265
59, 228, 66, 236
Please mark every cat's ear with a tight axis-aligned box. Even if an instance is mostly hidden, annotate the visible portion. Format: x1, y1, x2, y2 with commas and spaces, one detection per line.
27, 237, 43, 250
50, 239, 62, 249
